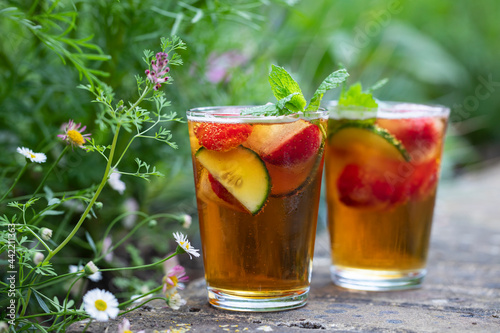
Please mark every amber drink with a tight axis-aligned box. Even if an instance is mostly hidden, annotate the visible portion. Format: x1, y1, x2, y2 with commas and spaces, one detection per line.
187, 106, 327, 311
325, 102, 449, 290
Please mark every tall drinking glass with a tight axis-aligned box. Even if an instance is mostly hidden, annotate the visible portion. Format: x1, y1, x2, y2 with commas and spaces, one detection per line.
187, 106, 327, 311
324, 102, 449, 291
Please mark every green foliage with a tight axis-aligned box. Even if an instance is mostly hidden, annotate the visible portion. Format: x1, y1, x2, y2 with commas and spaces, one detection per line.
338, 83, 378, 108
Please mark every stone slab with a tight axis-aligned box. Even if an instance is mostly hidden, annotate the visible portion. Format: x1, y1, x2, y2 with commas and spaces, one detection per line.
69, 164, 500, 332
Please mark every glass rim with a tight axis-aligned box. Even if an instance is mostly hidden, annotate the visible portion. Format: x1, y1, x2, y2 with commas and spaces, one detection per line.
186, 105, 327, 122
327, 100, 450, 117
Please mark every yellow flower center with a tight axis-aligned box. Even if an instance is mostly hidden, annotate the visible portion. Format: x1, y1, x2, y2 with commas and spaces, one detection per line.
67, 129, 85, 146
94, 299, 107, 311
180, 241, 189, 249
123, 331, 132, 333
171, 276, 179, 286
29, 153, 36, 159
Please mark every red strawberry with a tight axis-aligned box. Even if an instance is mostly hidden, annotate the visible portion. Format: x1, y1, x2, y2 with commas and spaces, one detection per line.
245, 120, 322, 167
195, 122, 252, 151
406, 160, 439, 199
376, 117, 443, 162
337, 163, 406, 209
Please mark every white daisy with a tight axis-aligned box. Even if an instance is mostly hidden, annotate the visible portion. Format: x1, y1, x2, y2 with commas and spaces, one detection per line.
122, 198, 139, 229
17, 147, 47, 163
173, 232, 200, 259
69, 264, 102, 282
168, 292, 186, 310
83, 288, 119, 322
108, 170, 126, 194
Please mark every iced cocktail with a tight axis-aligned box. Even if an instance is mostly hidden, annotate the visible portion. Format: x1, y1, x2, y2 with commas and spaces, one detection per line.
325, 102, 449, 291
187, 106, 327, 311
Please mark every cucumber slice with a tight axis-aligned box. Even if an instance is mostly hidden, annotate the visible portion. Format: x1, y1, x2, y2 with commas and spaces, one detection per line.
328, 122, 410, 162
195, 146, 271, 215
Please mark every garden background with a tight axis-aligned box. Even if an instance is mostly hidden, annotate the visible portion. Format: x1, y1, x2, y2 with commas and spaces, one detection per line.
1, 0, 499, 330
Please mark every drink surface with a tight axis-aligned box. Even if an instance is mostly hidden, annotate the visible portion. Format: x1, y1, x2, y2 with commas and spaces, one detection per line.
188, 111, 326, 296
325, 106, 447, 273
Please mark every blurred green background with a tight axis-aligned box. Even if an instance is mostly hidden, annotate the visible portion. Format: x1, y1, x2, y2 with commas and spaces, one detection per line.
1, 0, 499, 293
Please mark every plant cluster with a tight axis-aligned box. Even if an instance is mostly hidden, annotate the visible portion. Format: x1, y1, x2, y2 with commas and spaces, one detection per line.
0, 37, 200, 332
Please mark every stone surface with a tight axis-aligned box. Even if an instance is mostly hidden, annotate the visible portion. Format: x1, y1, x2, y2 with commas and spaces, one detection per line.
69, 164, 500, 332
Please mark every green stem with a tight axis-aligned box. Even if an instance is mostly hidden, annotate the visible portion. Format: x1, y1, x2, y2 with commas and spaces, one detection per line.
17, 311, 85, 320
81, 319, 92, 333
5, 185, 98, 203
44, 123, 122, 263
111, 86, 151, 168
20, 287, 33, 317
0, 163, 28, 202
24, 226, 51, 252
95, 212, 179, 263
100, 252, 177, 273
119, 285, 163, 309
32, 145, 69, 197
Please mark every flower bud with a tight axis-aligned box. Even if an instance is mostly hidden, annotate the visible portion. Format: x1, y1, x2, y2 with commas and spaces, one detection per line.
181, 214, 192, 229
148, 219, 157, 227
84, 261, 99, 275
40, 227, 53, 241
94, 202, 103, 209
33, 252, 45, 265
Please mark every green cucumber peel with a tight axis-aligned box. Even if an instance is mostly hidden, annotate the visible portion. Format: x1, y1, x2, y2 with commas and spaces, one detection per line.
329, 121, 411, 162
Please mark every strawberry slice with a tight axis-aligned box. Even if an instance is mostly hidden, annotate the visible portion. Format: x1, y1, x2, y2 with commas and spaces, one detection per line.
245, 120, 322, 166
376, 117, 444, 162
208, 173, 247, 211
197, 170, 246, 213
407, 160, 440, 199
195, 122, 252, 152
337, 163, 406, 210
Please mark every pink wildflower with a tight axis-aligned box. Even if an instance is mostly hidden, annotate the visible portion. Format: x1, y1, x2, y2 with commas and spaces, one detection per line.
162, 264, 189, 295
145, 52, 170, 91
57, 120, 91, 149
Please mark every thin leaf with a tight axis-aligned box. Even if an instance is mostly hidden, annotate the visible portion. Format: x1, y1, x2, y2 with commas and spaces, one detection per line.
85, 231, 97, 255
33, 289, 51, 313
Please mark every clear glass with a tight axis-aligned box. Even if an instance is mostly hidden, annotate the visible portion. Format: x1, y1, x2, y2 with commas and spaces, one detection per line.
324, 101, 450, 291
187, 106, 327, 311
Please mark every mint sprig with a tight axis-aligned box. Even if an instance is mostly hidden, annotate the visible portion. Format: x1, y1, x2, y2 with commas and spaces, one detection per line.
307, 68, 349, 111
338, 78, 388, 109
242, 65, 349, 116
338, 83, 378, 109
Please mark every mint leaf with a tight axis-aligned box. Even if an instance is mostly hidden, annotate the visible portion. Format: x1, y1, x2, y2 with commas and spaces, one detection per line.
367, 78, 388, 93
268, 65, 307, 112
277, 92, 300, 110
307, 69, 349, 111
241, 104, 279, 116
338, 83, 378, 108
241, 93, 299, 116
